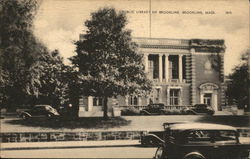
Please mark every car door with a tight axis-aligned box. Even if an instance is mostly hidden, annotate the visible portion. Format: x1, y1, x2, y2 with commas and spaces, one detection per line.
34, 106, 46, 117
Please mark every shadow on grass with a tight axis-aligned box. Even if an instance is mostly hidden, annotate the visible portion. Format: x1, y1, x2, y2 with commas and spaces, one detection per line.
6, 117, 131, 130
196, 115, 250, 127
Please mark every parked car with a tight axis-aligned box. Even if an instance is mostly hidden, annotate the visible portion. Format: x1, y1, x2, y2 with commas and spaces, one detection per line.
140, 103, 167, 115
19, 105, 60, 120
154, 122, 250, 159
140, 131, 164, 146
183, 104, 215, 115
121, 107, 140, 116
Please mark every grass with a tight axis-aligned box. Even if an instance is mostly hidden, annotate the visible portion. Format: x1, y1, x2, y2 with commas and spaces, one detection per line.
6, 117, 131, 129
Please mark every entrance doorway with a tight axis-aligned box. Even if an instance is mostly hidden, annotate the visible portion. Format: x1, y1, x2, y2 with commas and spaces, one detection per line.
203, 93, 212, 106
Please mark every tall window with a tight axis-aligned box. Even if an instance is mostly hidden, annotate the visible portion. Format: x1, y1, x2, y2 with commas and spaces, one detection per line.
128, 96, 138, 105
170, 89, 180, 105
93, 97, 103, 106
169, 56, 178, 79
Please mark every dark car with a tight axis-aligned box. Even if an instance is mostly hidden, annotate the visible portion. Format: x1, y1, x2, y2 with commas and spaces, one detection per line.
140, 103, 166, 115
19, 105, 60, 120
154, 122, 250, 159
140, 131, 164, 146
183, 104, 215, 115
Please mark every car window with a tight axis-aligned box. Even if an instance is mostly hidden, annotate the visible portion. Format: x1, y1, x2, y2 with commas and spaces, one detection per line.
186, 130, 237, 143
187, 130, 211, 143
213, 130, 237, 142
34, 106, 45, 111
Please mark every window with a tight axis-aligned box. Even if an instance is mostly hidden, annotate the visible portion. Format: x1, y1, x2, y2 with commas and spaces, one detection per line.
93, 97, 103, 106
187, 130, 237, 143
169, 56, 178, 79
128, 96, 138, 105
170, 89, 180, 105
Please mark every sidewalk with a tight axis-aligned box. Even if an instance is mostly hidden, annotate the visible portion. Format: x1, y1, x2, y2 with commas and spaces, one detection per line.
1, 138, 249, 151
1, 140, 140, 150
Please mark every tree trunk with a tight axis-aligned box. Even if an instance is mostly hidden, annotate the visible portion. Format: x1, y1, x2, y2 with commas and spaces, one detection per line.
103, 96, 108, 120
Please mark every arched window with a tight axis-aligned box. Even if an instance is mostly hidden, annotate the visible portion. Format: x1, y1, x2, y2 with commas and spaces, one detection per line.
128, 96, 138, 105
93, 97, 103, 106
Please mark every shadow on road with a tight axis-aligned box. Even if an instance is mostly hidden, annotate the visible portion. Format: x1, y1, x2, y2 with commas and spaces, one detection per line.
196, 115, 250, 127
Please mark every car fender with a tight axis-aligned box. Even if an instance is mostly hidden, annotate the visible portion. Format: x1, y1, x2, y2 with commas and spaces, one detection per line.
140, 110, 151, 115
142, 134, 165, 145
183, 152, 205, 159
186, 109, 197, 115
20, 112, 32, 117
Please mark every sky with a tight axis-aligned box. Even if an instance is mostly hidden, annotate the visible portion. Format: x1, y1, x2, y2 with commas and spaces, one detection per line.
33, 0, 249, 75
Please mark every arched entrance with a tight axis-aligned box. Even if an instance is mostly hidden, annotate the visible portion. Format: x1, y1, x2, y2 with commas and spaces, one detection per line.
199, 83, 219, 111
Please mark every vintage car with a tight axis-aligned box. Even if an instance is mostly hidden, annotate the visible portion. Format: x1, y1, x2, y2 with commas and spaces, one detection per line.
19, 105, 60, 120
140, 103, 166, 115
183, 104, 215, 115
154, 122, 250, 159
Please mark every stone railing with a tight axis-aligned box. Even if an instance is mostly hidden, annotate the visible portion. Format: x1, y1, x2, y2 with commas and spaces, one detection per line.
116, 105, 191, 110
151, 78, 187, 83
133, 37, 190, 47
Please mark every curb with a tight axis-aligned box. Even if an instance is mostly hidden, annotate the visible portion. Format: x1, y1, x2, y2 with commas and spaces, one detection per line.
1, 140, 141, 150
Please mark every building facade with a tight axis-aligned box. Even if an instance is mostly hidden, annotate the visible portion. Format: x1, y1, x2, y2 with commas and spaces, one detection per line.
79, 37, 226, 115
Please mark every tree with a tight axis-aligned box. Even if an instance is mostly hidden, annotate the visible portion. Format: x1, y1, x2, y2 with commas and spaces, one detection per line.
72, 7, 152, 119
37, 50, 69, 108
0, 0, 43, 110
226, 50, 249, 111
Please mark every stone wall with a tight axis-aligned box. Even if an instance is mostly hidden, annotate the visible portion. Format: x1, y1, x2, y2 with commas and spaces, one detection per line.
1, 128, 249, 143
0, 131, 143, 143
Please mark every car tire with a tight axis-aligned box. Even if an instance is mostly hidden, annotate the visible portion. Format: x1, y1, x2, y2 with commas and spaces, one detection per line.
154, 147, 164, 159
21, 114, 29, 120
187, 111, 195, 115
47, 114, 52, 118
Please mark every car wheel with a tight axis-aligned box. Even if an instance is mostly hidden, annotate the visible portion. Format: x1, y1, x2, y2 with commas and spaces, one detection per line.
183, 154, 205, 159
154, 147, 164, 159
21, 114, 29, 120
187, 111, 194, 115
47, 114, 52, 118
184, 156, 205, 159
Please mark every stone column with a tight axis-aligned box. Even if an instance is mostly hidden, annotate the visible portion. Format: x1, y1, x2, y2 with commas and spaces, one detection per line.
159, 54, 163, 82
165, 54, 169, 82
200, 92, 204, 104
138, 97, 142, 105
87, 96, 93, 111
144, 53, 149, 73
190, 49, 197, 105
125, 95, 129, 106
179, 54, 183, 82
213, 92, 218, 111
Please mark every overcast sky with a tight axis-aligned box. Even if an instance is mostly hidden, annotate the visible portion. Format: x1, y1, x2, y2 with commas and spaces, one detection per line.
33, 0, 249, 75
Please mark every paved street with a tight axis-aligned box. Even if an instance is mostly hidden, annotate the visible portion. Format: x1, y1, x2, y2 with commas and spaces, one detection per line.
1, 146, 157, 158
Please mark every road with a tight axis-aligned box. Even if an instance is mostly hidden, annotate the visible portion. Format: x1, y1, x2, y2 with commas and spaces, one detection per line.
1, 146, 157, 158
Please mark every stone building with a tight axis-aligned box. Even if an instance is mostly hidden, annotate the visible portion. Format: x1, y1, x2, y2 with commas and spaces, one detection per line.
79, 37, 226, 115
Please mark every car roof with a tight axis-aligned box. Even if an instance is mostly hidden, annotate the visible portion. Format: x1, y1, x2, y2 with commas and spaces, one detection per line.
167, 122, 237, 131
34, 105, 51, 107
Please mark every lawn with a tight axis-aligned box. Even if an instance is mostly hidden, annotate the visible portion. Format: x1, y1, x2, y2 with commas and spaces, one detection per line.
6, 117, 131, 130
